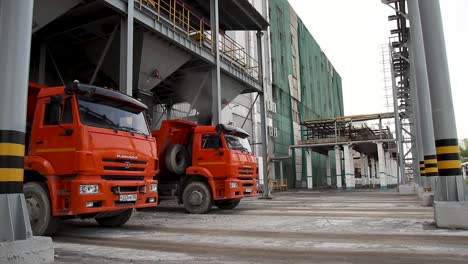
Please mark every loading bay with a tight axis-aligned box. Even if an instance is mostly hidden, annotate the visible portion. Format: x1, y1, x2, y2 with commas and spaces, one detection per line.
52, 189, 468, 264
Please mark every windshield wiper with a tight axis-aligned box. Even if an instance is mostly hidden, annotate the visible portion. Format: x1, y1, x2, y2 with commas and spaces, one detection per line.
79, 106, 119, 132
119, 126, 149, 137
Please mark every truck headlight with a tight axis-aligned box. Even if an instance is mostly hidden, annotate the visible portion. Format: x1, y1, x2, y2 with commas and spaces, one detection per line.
80, 184, 99, 194
150, 183, 158, 192
229, 182, 238, 188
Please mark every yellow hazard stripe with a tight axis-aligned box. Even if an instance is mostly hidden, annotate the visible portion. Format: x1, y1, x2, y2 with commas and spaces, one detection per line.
425, 159, 437, 164
437, 160, 461, 169
198, 162, 227, 165
0, 168, 23, 181
425, 167, 438, 173
436, 146, 459, 154
0, 143, 25, 156
36, 147, 76, 153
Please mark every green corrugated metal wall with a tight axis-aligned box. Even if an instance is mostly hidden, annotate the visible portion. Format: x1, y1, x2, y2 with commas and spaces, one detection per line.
297, 19, 344, 187
269, 0, 344, 188
269, 0, 296, 187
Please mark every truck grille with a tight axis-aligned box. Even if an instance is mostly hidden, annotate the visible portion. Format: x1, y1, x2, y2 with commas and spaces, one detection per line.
101, 175, 145, 181
239, 166, 254, 177
102, 158, 147, 172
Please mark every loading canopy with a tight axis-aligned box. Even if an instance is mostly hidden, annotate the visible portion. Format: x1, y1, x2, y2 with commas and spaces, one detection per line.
188, 0, 269, 31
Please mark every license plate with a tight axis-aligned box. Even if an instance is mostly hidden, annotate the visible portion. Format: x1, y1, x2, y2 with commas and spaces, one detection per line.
245, 187, 252, 193
119, 194, 137, 202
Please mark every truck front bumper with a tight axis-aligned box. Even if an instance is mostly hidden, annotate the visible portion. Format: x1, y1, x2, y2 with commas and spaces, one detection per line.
52, 178, 158, 216
215, 179, 259, 200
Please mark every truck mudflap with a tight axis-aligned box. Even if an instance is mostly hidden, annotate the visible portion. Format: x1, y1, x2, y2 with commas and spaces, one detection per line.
214, 179, 259, 200
52, 178, 158, 216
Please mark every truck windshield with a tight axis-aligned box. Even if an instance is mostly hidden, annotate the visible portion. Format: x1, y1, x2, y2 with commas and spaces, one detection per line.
77, 95, 150, 135
224, 134, 252, 153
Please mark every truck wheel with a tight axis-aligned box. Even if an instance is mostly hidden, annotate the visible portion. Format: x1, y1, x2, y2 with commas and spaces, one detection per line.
214, 198, 241, 210
182, 181, 212, 214
166, 144, 188, 175
95, 209, 133, 227
24, 182, 58, 236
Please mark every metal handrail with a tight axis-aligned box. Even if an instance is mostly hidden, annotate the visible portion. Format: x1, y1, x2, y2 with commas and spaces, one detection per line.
138, 0, 260, 80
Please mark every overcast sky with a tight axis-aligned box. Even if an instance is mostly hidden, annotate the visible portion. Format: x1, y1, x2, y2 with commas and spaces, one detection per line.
288, 0, 468, 139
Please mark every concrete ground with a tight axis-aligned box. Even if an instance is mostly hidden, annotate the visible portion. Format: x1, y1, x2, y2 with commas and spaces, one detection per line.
52, 189, 468, 263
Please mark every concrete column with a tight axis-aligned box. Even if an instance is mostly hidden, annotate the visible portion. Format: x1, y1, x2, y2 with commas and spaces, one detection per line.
350, 147, 355, 189
259, 92, 270, 198
0, 0, 34, 242
210, 0, 221, 125
418, 0, 464, 201
389, 158, 393, 186
0, 0, 54, 261
385, 152, 391, 186
390, 154, 394, 186
363, 155, 369, 186
335, 146, 342, 189
279, 160, 284, 183
360, 153, 365, 186
366, 156, 370, 186
409, 49, 424, 188
377, 142, 387, 189
343, 145, 354, 190
370, 158, 376, 187
306, 149, 313, 189
408, 0, 439, 191
326, 153, 332, 187
119, 0, 134, 95
376, 158, 381, 185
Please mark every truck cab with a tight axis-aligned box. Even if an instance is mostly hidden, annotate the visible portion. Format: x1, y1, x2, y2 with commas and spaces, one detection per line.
24, 82, 159, 235
153, 119, 258, 213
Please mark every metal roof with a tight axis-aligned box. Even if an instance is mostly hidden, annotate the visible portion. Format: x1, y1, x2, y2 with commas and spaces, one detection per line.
186, 0, 269, 31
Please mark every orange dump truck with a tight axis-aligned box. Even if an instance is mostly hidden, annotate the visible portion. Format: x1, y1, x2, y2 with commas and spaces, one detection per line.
24, 82, 158, 235
152, 119, 259, 213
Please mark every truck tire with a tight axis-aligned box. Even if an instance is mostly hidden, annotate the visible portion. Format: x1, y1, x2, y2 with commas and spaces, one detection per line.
182, 181, 212, 214
214, 198, 241, 210
24, 182, 58, 236
165, 144, 189, 175
95, 209, 133, 227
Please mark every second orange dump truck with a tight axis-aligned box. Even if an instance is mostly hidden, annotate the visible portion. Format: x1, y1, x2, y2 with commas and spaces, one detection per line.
152, 119, 259, 213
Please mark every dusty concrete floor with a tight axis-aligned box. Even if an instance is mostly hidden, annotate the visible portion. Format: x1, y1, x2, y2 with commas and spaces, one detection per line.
52, 188, 468, 263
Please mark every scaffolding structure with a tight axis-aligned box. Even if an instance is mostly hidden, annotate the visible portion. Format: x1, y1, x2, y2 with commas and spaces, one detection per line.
380, 44, 395, 130
383, 0, 415, 183
301, 113, 396, 148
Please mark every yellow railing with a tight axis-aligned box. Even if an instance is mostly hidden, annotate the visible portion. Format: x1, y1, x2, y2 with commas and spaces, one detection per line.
138, 0, 260, 80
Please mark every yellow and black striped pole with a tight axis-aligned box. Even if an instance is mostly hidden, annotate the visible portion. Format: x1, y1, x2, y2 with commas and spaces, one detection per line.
408, 0, 439, 192
424, 155, 438, 177
435, 140, 461, 178
419, 161, 425, 177
419, 0, 465, 201
0, 0, 34, 241
0, 131, 25, 194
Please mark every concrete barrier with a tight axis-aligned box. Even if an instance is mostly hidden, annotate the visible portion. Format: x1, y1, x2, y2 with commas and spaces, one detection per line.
435, 201, 468, 229
0, 237, 54, 264
421, 192, 434, 207
398, 184, 417, 194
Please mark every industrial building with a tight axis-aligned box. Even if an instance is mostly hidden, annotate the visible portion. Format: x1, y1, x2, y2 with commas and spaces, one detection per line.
1, 0, 468, 263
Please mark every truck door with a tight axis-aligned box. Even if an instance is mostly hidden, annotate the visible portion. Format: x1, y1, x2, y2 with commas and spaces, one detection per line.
193, 133, 227, 178
30, 95, 77, 175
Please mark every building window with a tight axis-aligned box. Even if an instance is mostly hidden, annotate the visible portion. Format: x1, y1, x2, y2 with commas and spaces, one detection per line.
292, 99, 300, 123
